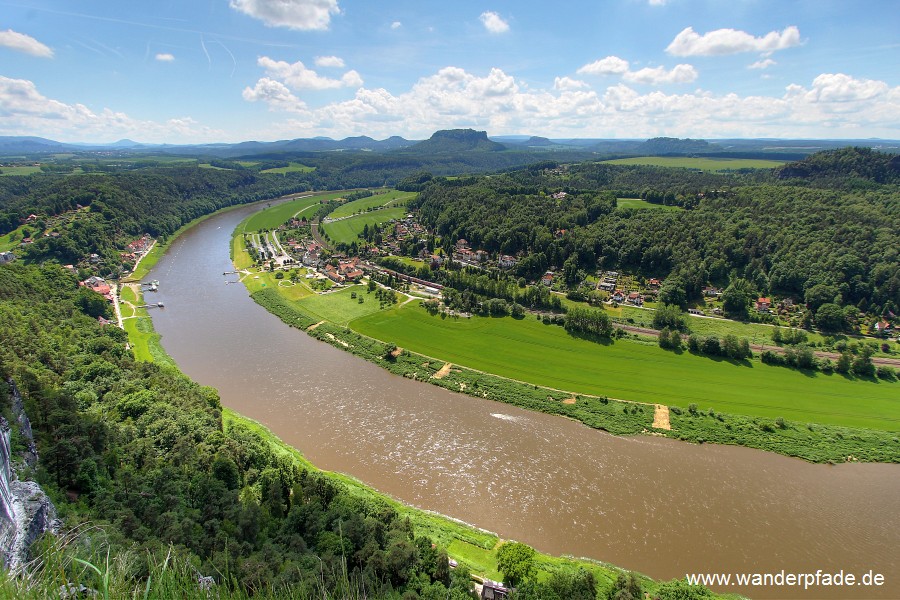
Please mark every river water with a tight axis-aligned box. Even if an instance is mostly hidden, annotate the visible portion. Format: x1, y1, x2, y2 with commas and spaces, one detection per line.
148, 202, 899, 599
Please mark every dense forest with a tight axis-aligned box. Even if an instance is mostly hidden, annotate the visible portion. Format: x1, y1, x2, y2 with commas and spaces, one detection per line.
0, 168, 311, 276
410, 149, 900, 321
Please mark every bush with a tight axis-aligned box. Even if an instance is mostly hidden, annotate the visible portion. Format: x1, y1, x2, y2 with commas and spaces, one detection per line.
876, 365, 896, 381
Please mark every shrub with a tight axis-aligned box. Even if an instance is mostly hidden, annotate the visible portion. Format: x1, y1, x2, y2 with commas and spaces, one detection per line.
876, 365, 896, 381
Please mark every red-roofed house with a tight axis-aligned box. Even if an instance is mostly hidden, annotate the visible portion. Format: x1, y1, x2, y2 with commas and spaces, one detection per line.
756, 297, 771, 312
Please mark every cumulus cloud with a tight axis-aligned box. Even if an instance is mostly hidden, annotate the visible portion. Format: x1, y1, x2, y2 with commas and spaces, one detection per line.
0, 76, 222, 143
315, 55, 345, 68
242, 78, 308, 112
648, 0, 667, 5
390, 21, 402, 30
229, 0, 340, 31
748, 58, 776, 70
623, 64, 698, 85
155, 53, 175, 62
257, 56, 362, 90
480, 11, 510, 34
0, 29, 53, 58
554, 76, 589, 91
666, 26, 801, 56
243, 66, 898, 141
577, 56, 630, 76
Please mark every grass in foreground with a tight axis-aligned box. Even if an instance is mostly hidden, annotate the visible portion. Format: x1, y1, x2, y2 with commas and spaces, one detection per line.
603, 156, 786, 171
351, 304, 899, 431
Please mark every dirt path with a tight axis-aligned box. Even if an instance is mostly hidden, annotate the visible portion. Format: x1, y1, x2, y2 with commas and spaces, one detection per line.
432, 363, 452, 379
652, 404, 671, 430
307, 320, 325, 331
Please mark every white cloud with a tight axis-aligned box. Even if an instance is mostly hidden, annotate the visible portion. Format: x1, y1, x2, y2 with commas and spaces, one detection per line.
229, 0, 340, 31
244, 67, 899, 141
577, 56, 630, 76
554, 76, 589, 91
0, 76, 222, 143
257, 56, 362, 90
648, 0, 668, 5
748, 58, 776, 70
242, 78, 308, 112
155, 53, 175, 62
666, 26, 801, 57
480, 11, 510, 34
623, 64, 698, 85
315, 55, 345, 68
798, 73, 889, 103
0, 29, 53, 58
390, 21, 402, 30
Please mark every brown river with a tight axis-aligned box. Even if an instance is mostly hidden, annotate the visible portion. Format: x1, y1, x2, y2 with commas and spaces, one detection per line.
148, 202, 899, 599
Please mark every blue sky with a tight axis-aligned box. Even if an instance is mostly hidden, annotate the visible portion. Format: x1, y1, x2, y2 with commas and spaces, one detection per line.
1, 0, 898, 143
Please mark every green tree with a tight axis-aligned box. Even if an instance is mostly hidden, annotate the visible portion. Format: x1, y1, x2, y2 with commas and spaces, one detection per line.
653, 304, 688, 332
721, 278, 753, 318
496, 542, 536, 587
607, 572, 642, 600
816, 303, 845, 332
805, 283, 840, 312
658, 277, 687, 308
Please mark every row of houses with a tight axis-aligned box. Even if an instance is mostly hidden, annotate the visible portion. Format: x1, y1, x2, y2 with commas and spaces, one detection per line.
324, 257, 365, 284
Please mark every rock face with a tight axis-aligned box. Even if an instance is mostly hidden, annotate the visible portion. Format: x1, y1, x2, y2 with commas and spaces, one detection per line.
0, 380, 59, 572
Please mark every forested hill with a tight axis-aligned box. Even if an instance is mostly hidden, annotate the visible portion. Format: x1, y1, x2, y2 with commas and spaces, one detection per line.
412, 152, 900, 317
775, 146, 900, 186
0, 168, 309, 276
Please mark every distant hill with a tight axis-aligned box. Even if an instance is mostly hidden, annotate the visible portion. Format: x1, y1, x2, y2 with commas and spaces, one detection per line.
0, 136, 75, 153
776, 147, 900, 185
635, 137, 721, 155
408, 129, 506, 153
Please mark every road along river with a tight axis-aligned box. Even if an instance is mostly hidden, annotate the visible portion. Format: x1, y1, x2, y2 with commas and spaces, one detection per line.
148, 202, 899, 599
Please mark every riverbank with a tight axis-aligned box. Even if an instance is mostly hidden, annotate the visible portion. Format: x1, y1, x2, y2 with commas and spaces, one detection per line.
246, 287, 899, 463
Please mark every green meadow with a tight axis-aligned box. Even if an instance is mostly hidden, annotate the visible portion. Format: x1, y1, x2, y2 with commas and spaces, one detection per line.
260, 162, 315, 174
351, 304, 899, 431
616, 197, 684, 210
328, 190, 414, 218
238, 191, 342, 232
323, 206, 408, 244
298, 285, 387, 325
0, 166, 42, 176
604, 156, 786, 171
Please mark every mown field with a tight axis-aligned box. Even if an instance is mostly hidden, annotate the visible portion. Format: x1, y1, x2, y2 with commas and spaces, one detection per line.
616, 198, 684, 211
0, 166, 42, 176
604, 156, 786, 171
323, 206, 408, 244
238, 191, 340, 232
328, 190, 414, 219
298, 285, 388, 325
260, 162, 315, 174
351, 304, 899, 431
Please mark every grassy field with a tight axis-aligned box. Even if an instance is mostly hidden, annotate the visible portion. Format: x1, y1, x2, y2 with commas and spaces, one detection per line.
323, 207, 408, 244
298, 285, 388, 325
351, 304, 899, 431
616, 198, 684, 211
0, 166, 41, 176
238, 191, 345, 233
604, 156, 786, 171
119, 285, 176, 367
328, 190, 414, 219
260, 162, 315, 174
